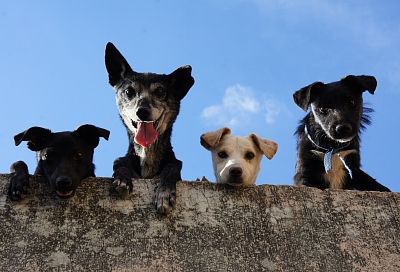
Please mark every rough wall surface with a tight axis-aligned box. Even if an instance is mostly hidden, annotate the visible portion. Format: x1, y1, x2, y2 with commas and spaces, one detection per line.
0, 174, 399, 272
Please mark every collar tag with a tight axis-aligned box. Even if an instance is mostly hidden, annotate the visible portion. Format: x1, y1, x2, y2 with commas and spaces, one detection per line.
305, 125, 353, 179
323, 150, 333, 173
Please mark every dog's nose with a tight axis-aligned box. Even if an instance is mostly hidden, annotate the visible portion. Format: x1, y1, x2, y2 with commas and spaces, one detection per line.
56, 176, 73, 188
335, 124, 352, 137
229, 167, 243, 177
136, 107, 151, 121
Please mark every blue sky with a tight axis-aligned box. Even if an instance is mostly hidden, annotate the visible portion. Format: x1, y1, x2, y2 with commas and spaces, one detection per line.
1, 0, 399, 191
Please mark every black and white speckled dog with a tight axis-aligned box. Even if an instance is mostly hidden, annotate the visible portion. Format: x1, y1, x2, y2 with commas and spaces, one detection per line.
293, 75, 390, 191
105, 42, 194, 214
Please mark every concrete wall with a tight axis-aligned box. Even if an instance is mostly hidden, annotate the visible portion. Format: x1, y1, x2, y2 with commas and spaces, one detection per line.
0, 174, 399, 272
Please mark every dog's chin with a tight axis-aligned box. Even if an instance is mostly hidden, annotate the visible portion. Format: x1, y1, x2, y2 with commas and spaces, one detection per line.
55, 190, 75, 199
221, 177, 245, 187
325, 130, 355, 144
330, 134, 355, 144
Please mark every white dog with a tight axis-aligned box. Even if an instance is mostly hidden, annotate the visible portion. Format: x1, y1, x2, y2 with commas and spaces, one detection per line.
200, 127, 278, 186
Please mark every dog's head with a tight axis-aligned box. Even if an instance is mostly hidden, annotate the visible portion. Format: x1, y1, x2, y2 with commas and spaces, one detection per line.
14, 124, 110, 198
293, 75, 376, 143
201, 128, 278, 186
104, 42, 194, 148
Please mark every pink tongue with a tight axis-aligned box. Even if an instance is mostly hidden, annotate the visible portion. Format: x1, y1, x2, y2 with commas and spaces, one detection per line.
134, 122, 158, 148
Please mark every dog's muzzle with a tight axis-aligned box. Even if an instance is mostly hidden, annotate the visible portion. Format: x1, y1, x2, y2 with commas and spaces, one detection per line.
55, 176, 75, 198
227, 167, 243, 185
334, 123, 354, 140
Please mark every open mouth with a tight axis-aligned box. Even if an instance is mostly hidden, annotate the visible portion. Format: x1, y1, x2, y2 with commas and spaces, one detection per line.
131, 119, 160, 148
56, 190, 75, 198
131, 119, 159, 129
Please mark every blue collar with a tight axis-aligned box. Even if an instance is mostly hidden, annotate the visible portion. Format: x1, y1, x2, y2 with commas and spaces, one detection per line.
304, 125, 353, 179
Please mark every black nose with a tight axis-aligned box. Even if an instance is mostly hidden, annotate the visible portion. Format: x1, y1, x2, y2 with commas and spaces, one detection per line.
136, 107, 151, 121
335, 124, 353, 137
229, 167, 243, 177
56, 176, 72, 188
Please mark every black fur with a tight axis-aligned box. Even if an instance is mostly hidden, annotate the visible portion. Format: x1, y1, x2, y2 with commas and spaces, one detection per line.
9, 125, 109, 200
293, 75, 390, 191
105, 42, 194, 214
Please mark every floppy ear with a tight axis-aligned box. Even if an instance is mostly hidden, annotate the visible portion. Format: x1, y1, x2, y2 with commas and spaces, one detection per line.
341, 75, 377, 94
14, 127, 53, 151
74, 124, 110, 149
293, 81, 325, 111
200, 127, 231, 150
105, 42, 134, 87
169, 65, 195, 101
249, 134, 278, 160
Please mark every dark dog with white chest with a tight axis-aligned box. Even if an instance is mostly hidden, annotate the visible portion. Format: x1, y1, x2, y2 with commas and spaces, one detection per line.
9, 124, 110, 200
105, 42, 194, 214
293, 75, 390, 191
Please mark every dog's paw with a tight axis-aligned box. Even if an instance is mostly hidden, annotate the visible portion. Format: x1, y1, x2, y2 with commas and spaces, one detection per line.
154, 184, 176, 215
8, 174, 29, 201
112, 178, 133, 199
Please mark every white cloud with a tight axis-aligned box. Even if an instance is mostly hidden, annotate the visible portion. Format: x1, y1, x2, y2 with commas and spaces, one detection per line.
201, 84, 286, 128
264, 99, 281, 125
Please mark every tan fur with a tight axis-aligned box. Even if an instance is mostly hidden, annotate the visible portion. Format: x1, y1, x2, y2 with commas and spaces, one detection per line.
201, 128, 278, 186
311, 149, 357, 189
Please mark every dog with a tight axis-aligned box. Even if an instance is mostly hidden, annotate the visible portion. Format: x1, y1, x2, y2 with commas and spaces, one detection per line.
293, 75, 390, 191
9, 124, 110, 200
200, 127, 278, 186
104, 42, 194, 214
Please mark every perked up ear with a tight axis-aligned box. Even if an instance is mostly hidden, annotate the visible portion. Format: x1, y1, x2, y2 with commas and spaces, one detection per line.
249, 134, 278, 160
341, 75, 377, 94
169, 65, 195, 101
105, 42, 134, 87
14, 127, 53, 151
200, 127, 231, 150
74, 124, 110, 149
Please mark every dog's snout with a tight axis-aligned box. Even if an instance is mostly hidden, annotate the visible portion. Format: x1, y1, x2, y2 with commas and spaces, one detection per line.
56, 176, 73, 188
229, 167, 243, 177
335, 124, 353, 137
136, 107, 151, 121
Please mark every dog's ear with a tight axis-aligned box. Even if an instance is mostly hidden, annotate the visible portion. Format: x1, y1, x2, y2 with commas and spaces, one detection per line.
200, 127, 231, 150
169, 65, 195, 100
249, 134, 278, 160
14, 127, 53, 151
74, 124, 110, 149
341, 75, 377, 94
293, 82, 325, 111
105, 42, 134, 87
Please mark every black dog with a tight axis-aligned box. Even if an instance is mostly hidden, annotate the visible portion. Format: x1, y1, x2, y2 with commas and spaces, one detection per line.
293, 75, 390, 191
105, 42, 194, 214
9, 124, 110, 200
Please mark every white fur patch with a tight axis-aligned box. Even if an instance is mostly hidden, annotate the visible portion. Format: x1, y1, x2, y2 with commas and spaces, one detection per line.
310, 104, 354, 143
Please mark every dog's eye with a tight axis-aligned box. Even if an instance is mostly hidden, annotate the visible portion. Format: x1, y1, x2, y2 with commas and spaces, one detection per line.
245, 151, 255, 160
74, 152, 84, 160
42, 152, 54, 162
350, 100, 356, 106
154, 87, 166, 98
318, 108, 329, 115
124, 87, 136, 99
217, 151, 228, 159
